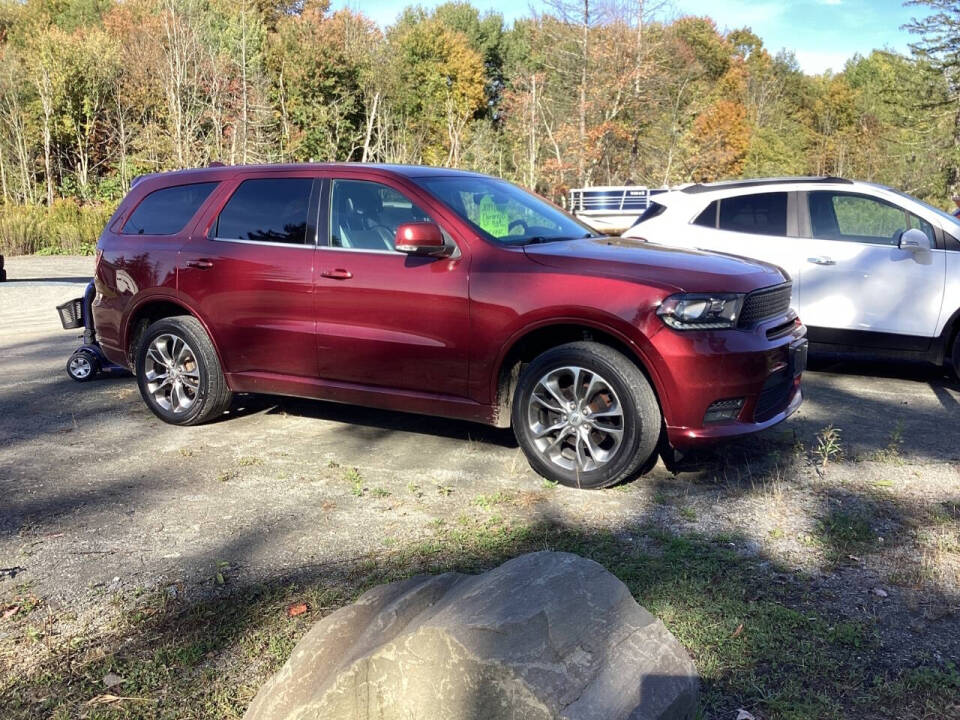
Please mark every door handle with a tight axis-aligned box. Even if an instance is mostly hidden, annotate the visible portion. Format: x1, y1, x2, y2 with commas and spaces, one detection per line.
321, 268, 353, 280
807, 256, 836, 266
186, 259, 214, 269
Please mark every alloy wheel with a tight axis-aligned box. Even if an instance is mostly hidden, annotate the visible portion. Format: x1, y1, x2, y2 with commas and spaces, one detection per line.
144, 333, 201, 414
526, 365, 625, 473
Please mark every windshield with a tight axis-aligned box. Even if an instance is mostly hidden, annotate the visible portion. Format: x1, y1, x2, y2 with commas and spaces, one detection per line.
415, 176, 597, 245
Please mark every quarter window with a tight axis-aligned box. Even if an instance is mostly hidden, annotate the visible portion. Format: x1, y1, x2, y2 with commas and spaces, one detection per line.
122, 182, 218, 236
809, 191, 908, 245
330, 180, 432, 252
215, 178, 313, 245
717, 192, 787, 236
693, 201, 718, 228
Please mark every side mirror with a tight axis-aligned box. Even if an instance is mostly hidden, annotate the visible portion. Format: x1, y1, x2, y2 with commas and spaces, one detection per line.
899, 228, 931, 251
394, 222, 450, 257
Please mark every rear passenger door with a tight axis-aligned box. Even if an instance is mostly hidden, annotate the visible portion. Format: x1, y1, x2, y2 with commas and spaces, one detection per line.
687, 191, 803, 301
312, 176, 470, 397
178, 173, 319, 378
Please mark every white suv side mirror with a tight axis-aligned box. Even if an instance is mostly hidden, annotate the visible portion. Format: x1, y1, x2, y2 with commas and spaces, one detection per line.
899, 228, 932, 251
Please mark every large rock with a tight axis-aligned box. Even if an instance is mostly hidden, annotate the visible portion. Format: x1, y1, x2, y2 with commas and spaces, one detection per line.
245, 551, 698, 720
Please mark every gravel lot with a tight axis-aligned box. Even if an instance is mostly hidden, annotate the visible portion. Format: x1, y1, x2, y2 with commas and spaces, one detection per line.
2, 255, 959, 716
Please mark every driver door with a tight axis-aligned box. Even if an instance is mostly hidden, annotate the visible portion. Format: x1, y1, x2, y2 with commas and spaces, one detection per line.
798, 190, 945, 342
312, 176, 471, 397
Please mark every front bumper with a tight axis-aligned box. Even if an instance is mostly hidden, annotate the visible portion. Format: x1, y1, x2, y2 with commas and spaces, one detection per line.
649, 314, 807, 449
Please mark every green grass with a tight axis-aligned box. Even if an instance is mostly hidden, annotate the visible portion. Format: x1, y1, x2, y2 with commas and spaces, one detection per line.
1, 521, 956, 719
815, 508, 876, 563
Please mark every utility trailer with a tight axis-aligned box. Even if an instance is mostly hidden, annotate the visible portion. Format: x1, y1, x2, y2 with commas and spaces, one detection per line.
568, 185, 669, 234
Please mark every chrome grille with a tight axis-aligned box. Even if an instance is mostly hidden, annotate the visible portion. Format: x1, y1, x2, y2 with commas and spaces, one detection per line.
739, 282, 792, 327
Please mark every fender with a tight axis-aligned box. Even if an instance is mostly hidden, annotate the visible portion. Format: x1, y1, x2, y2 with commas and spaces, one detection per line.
122, 291, 229, 379
489, 311, 672, 418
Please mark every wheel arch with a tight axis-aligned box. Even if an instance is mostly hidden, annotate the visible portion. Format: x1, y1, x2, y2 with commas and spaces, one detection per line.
123, 296, 225, 374
491, 320, 665, 428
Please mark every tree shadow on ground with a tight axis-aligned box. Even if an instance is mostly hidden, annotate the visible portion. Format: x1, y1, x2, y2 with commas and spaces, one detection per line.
2, 512, 958, 720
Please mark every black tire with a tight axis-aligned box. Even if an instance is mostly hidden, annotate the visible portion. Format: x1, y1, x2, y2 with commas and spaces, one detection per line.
0, 268, 6, 282
67, 349, 99, 382
135, 315, 232, 425
511, 341, 661, 489
951, 331, 960, 380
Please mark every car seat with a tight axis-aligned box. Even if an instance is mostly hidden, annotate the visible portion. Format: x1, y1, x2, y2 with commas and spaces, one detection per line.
334, 184, 394, 251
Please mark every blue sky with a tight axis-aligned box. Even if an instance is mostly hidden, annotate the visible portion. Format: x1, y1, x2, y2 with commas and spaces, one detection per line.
331, 0, 929, 75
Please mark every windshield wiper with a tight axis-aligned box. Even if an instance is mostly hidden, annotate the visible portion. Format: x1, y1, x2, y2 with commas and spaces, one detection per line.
517, 233, 597, 245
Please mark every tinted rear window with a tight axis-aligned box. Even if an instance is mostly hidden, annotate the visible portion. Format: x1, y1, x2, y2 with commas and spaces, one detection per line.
215, 178, 313, 245
631, 201, 666, 227
122, 182, 218, 235
718, 192, 787, 236
693, 201, 718, 227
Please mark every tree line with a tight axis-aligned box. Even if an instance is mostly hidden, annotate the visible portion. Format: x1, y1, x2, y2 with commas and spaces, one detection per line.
0, 0, 959, 250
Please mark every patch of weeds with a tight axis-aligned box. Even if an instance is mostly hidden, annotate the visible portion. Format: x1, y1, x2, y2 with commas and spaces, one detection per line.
541, 478, 559, 489
327, 460, 340, 469
236, 456, 263, 467
436, 483, 453, 496
678, 506, 697, 521
371, 488, 390, 499
866, 421, 906, 464
814, 425, 843, 467
406, 482, 423, 499
216, 469, 237, 483
653, 490, 670, 505
342, 467, 364, 497
178, 447, 194, 458
816, 509, 875, 563
769, 527, 785, 540
473, 492, 513, 510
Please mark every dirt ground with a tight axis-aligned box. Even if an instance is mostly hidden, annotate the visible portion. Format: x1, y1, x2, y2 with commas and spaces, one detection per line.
1, 255, 959, 717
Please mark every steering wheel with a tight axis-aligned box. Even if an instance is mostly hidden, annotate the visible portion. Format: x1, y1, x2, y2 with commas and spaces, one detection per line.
508, 219, 528, 235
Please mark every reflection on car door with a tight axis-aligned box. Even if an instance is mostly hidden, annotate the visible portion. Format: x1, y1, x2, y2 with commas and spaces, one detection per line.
178, 173, 319, 377
797, 191, 946, 345
313, 177, 470, 397
687, 191, 804, 303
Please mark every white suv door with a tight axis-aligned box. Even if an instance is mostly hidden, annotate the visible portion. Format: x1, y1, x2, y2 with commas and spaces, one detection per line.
798, 190, 946, 342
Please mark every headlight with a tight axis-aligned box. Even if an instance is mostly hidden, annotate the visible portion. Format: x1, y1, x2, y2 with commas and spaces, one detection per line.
657, 292, 744, 330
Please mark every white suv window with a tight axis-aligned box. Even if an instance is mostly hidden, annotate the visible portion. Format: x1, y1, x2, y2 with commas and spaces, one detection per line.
808, 191, 928, 246
692, 192, 788, 236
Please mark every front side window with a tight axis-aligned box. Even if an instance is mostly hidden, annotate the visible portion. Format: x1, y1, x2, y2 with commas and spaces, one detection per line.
809, 191, 908, 245
716, 192, 787, 236
415, 176, 594, 244
214, 178, 313, 245
123, 182, 218, 236
329, 180, 432, 252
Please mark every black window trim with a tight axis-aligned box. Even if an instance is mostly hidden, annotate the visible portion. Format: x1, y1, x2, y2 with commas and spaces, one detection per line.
120, 180, 220, 237
208, 176, 320, 249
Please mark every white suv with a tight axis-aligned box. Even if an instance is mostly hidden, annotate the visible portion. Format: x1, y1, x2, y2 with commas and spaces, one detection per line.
623, 177, 960, 375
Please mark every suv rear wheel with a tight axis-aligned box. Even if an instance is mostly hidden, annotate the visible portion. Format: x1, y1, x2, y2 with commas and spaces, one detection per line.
951, 331, 960, 380
511, 341, 661, 489
135, 316, 232, 425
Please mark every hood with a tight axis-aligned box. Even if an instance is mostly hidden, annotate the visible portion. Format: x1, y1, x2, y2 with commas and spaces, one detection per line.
522, 237, 786, 294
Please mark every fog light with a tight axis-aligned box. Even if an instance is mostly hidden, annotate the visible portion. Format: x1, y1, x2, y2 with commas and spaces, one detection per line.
704, 398, 744, 424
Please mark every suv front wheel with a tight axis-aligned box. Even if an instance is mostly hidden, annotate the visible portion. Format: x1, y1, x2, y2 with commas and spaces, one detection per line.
511, 342, 661, 489
135, 316, 233, 425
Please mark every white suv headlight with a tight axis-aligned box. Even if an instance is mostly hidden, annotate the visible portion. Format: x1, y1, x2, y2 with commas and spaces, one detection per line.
657, 293, 745, 330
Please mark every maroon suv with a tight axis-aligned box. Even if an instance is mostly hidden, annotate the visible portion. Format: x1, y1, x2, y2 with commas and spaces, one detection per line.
93, 164, 807, 488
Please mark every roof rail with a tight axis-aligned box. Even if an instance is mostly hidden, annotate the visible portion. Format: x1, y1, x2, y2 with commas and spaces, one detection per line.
680, 176, 852, 194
